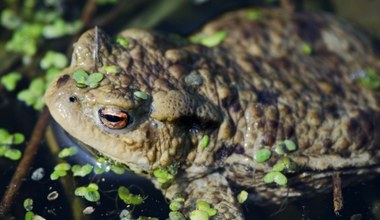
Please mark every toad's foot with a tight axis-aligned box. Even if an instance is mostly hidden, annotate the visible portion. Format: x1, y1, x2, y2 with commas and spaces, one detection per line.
165, 172, 243, 219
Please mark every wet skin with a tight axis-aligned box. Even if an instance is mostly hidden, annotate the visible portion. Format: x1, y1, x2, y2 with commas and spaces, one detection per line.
45, 8, 380, 219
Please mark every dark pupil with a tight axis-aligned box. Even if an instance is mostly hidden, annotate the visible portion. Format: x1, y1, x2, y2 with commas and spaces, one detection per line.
102, 114, 122, 122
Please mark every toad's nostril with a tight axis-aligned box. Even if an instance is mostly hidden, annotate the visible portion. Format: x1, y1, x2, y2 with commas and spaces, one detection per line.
69, 96, 78, 103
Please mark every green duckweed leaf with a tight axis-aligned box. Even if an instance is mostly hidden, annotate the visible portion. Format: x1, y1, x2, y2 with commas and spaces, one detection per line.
0, 146, 8, 156
169, 211, 186, 220
17, 78, 46, 110
246, 9, 263, 20
72, 164, 93, 177
357, 68, 380, 90
42, 19, 82, 39
273, 172, 287, 185
302, 43, 312, 55
196, 200, 216, 216
199, 135, 210, 149
45, 67, 61, 83
263, 172, 276, 184
1, 9, 22, 30
54, 162, 71, 171
284, 140, 297, 152
50, 170, 67, 180
272, 161, 285, 172
84, 190, 100, 202
74, 186, 87, 196
0, 129, 10, 140
23, 198, 33, 211
189, 210, 209, 220
118, 186, 144, 205
94, 164, 108, 175
87, 72, 104, 88
75, 183, 100, 202
87, 183, 99, 191
25, 211, 34, 220
12, 133, 25, 144
73, 69, 89, 85
58, 147, 78, 158
237, 190, 248, 204
40, 51, 68, 70
116, 37, 129, 47
111, 165, 125, 175
5, 149, 22, 160
264, 171, 288, 186
199, 31, 227, 48
103, 65, 121, 74
88, 72, 104, 83
253, 149, 272, 163
133, 91, 148, 100
1, 72, 22, 91
169, 201, 182, 211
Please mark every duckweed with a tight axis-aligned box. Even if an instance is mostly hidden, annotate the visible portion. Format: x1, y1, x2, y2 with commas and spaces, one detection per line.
1, 72, 22, 91
275, 140, 297, 155
42, 18, 82, 39
357, 68, 380, 90
4, 149, 22, 160
73, 69, 104, 88
284, 140, 297, 152
111, 164, 126, 175
118, 186, 144, 205
189, 210, 209, 220
202, 31, 227, 48
94, 158, 110, 175
75, 183, 100, 202
17, 78, 46, 110
116, 36, 129, 47
50, 162, 71, 180
263, 171, 287, 186
0, 128, 25, 160
1, 9, 22, 29
246, 9, 263, 20
302, 43, 312, 55
199, 135, 210, 149
71, 164, 93, 177
40, 51, 68, 70
103, 65, 122, 74
25, 211, 34, 220
58, 147, 78, 158
133, 91, 148, 100
188, 200, 217, 220
5, 23, 43, 57
190, 31, 227, 48
119, 209, 133, 220
237, 190, 248, 204
153, 168, 174, 188
169, 211, 186, 220
169, 194, 185, 212
253, 148, 272, 163
23, 198, 33, 211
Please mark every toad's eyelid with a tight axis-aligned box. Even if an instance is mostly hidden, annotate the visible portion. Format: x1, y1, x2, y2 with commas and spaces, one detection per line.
98, 108, 130, 129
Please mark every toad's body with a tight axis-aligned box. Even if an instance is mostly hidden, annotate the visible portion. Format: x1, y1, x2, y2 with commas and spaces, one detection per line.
45, 8, 380, 219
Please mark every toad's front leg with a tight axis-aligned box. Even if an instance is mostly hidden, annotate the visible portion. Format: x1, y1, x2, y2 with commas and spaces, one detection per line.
164, 172, 243, 219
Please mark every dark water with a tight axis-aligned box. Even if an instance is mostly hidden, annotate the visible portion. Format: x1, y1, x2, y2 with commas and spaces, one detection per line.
1, 0, 380, 220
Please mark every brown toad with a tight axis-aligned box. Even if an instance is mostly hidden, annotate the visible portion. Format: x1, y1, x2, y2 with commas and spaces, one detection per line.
44, 8, 380, 219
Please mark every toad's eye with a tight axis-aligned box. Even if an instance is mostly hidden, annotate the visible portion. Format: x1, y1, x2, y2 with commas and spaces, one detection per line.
98, 108, 130, 129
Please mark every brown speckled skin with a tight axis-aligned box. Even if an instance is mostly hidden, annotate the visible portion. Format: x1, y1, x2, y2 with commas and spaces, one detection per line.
45, 8, 380, 219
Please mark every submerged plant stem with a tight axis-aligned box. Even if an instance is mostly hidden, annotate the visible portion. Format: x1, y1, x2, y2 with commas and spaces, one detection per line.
0, 108, 49, 216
